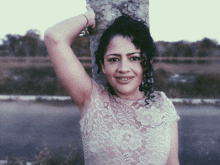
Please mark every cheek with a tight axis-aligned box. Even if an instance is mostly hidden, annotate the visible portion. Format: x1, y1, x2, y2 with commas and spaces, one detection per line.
134, 64, 143, 75
104, 65, 115, 76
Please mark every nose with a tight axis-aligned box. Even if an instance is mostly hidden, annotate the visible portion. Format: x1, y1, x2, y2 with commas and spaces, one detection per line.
117, 58, 130, 73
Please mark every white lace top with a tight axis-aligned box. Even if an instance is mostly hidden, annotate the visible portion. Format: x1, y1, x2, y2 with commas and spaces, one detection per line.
79, 80, 180, 165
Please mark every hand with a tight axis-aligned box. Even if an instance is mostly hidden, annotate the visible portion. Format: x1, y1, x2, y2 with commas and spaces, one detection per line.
84, 4, 95, 29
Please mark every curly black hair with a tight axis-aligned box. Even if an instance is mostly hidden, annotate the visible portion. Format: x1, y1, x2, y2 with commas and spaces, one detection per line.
95, 15, 156, 104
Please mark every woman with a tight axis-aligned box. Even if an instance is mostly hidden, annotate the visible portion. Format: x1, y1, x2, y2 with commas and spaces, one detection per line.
44, 5, 180, 165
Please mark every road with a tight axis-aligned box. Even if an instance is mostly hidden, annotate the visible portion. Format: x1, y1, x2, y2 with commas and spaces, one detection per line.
177, 104, 220, 165
0, 101, 220, 165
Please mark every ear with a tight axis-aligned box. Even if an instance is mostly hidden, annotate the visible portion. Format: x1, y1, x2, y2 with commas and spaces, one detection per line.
100, 60, 106, 74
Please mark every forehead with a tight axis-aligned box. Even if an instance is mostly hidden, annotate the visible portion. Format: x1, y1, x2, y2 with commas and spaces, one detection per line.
106, 35, 140, 54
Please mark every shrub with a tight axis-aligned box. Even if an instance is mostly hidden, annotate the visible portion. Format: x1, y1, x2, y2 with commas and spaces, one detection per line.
154, 68, 220, 98
1, 146, 84, 165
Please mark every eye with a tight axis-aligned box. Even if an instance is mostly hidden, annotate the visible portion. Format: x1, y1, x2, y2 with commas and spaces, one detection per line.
108, 58, 119, 62
130, 56, 141, 61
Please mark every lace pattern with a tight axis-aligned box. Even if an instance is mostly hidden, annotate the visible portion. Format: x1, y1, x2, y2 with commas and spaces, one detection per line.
80, 80, 180, 165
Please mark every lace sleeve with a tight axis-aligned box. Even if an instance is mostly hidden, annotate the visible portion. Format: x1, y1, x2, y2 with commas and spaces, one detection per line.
158, 92, 180, 126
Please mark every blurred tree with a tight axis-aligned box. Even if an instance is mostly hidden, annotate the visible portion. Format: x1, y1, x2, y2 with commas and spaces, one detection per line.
155, 38, 220, 58
38, 40, 48, 56
19, 29, 40, 56
3, 34, 21, 56
200, 38, 218, 50
197, 38, 218, 57
0, 29, 48, 57
0, 44, 7, 50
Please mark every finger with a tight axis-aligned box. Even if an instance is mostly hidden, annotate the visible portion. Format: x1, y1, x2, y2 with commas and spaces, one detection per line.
86, 4, 91, 11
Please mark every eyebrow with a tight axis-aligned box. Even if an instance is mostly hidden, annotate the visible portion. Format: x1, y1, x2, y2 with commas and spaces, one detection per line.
106, 52, 141, 57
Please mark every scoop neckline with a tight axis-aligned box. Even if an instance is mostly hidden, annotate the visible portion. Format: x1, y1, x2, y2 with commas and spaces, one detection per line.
109, 91, 157, 106
110, 93, 147, 105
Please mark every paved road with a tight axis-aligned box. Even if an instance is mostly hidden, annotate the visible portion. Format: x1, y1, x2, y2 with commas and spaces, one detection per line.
0, 101, 83, 162
0, 101, 220, 164
176, 104, 220, 165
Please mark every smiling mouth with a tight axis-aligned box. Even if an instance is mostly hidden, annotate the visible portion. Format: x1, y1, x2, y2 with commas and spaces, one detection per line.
118, 78, 131, 80
115, 77, 134, 82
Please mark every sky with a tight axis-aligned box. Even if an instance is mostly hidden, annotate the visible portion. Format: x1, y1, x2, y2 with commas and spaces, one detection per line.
150, 0, 220, 43
0, 0, 220, 44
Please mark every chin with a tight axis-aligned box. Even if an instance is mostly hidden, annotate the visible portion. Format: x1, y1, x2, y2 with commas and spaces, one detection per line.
108, 79, 142, 98
115, 86, 140, 97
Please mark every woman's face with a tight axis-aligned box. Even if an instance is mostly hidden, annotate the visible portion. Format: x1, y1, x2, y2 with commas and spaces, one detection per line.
101, 35, 143, 100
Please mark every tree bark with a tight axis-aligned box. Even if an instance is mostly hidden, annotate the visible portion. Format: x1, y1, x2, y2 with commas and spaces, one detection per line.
86, 0, 149, 86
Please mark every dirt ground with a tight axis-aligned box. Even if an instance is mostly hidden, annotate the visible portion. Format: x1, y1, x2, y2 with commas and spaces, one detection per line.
0, 101, 220, 164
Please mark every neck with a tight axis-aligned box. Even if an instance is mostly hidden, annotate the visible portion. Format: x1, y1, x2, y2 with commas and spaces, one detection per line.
115, 90, 144, 100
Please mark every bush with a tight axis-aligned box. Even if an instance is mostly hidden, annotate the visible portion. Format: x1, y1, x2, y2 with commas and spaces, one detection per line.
0, 67, 92, 95
34, 146, 84, 165
154, 69, 220, 98
0, 146, 84, 165
194, 73, 220, 98
1, 66, 220, 98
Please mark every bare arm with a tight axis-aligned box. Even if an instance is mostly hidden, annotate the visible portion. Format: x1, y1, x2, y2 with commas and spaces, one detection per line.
166, 122, 180, 165
44, 5, 95, 111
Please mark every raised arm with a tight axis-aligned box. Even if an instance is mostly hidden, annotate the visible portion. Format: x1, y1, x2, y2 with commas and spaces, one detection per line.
44, 5, 95, 111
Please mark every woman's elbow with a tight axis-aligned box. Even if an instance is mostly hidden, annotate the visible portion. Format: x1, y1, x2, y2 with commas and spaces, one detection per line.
44, 29, 59, 46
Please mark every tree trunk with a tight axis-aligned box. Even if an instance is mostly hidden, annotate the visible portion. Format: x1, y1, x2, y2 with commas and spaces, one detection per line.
86, 0, 149, 86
